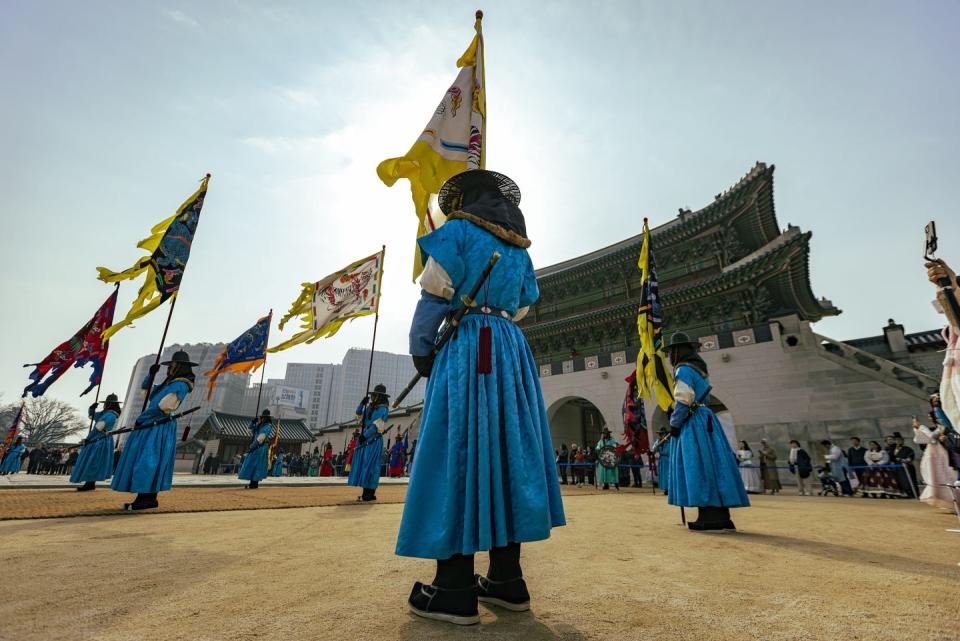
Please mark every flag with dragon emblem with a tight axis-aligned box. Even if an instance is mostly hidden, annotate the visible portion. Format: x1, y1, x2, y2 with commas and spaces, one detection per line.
22, 286, 119, 398
376, 11, 485, 281
204, 312, 272, 400
96, 174, 211, 341
268, 249, 385, 353
637, 218, 674, 412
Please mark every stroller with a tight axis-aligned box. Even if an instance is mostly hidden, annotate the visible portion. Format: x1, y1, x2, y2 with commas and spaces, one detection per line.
816, 466, 840, 496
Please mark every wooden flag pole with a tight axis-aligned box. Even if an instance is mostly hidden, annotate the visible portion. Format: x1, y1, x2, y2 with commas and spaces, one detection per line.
363, 246, 387, 400
140, 296, 178, 413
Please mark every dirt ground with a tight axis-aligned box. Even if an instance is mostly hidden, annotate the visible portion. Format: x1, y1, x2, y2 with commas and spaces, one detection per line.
0, 490, 956, 641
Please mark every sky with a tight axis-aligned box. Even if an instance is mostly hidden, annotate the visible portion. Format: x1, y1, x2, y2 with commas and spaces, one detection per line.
1, 1, 958, 417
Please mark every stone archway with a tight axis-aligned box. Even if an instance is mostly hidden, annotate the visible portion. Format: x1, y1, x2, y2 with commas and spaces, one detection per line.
546, 396, 613, 450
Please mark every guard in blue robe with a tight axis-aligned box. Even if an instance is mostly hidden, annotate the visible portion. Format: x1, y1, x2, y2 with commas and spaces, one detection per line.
397, 170, 565, 626
347, 384, 389, 502
111, 350, 195, 511
666, 332, 749, 531
270, 450, 284, 477
653, 427, 672, 494
71, 393, 121, 490
239, 409, 275, 488
0, 437, 26, 475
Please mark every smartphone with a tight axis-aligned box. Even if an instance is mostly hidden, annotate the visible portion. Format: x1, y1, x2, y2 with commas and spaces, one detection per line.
924, 221, 938, 259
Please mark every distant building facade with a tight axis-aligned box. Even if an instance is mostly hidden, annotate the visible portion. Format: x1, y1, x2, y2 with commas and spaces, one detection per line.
331, 348, 426, 423
118, 342, 250, 437
518, 163, 943, 460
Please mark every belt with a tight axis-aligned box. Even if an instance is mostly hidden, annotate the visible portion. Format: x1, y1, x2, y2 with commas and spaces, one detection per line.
460, 306, 514, 321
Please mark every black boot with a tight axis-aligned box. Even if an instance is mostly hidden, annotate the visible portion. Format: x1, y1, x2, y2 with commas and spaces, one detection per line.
246, 480, 260, 490
602, 483, 610, 490
76, 481, 96, 492
124, 492, 159, 511
476, 542, 530, 611
408, 554, 478, 625
357, 487, 377, 502
688, 506, 732, 531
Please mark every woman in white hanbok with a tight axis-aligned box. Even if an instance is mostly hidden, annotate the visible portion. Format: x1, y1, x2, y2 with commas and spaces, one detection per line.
913, 416, 957, 510
736, 442, 762, 493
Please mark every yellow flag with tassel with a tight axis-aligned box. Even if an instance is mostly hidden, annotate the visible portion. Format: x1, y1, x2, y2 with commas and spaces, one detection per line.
377, 11, 486, 280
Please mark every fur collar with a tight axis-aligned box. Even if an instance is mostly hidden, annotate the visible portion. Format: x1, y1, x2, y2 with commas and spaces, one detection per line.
448, 210, 532, 248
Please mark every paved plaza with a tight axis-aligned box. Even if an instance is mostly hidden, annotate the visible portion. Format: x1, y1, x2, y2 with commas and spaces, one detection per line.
0, 488, 955, 641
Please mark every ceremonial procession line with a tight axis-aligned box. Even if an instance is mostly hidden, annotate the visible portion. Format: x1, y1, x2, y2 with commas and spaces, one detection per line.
0, 472, 410, 489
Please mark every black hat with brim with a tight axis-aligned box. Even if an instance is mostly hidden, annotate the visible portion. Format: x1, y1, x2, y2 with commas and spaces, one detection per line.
104, 393, 121, 404
260, 409, 271, 418
666, 332, 700, 349
438, 169, 521, 215
161, 350, 198, 367
372, 383, 390, 398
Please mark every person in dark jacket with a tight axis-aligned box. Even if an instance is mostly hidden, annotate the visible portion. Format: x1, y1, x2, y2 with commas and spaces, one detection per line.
846, 437, 867, 483
788, 440, 814, 495
558, 443, 569, 485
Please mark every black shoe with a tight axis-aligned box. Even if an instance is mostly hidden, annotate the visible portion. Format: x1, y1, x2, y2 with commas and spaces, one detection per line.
476, 574, 530, 612
722, 520, 737, 531
408, 581, 479, 625
123, 499, 158, 511
76, 482, 96, 492
602, 483, 610, 490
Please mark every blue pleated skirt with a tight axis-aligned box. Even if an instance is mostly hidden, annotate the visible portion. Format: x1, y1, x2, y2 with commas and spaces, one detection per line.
396, 315, 566, 559
347, 436, 382, 489
238, 446, 270, 482
110, 421, 177, 494
70, 435, 114, 482
668, 408, 750, 508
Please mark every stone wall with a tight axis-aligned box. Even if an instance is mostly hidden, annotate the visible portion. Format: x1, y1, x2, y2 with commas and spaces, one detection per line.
538, 317, 934, 465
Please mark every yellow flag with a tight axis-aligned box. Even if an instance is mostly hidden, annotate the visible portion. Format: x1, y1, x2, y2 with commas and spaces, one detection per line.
97, 175, 210, 341
268, 249, 385, 353
377, 12, 486, 280
637, 219, 674, 411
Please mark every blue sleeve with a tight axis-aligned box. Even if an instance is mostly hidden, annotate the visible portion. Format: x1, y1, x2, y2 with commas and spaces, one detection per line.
518, 254, 540, 308
371, 406, 389, 423
409, 292, 449, 356
669, 404, 690, 428
417, 220, 466, 290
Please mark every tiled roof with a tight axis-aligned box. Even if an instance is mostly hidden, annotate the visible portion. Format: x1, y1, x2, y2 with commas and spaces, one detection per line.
535, 162, 776, 280
205, 412, 313, 442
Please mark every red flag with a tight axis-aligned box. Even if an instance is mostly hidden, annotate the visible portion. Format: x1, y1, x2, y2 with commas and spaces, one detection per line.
23, 287, 118, 397
0, 404, 24, 461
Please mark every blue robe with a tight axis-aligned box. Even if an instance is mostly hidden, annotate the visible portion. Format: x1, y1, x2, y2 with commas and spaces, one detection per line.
655, 439, 672, 491
0, 444, 25, 474
595, 438, 620, 484
667, 365, 750, 509
347, 404, 387, 489
238, 422, 275, 482
396, 218, 566, 560
70, 409, 118, 482
270, 453, 284, 477
111, 377, 191, 494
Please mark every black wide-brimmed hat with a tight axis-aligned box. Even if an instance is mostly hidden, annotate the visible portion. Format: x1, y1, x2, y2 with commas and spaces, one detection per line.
372, 383, 390, 398
161, 350, 198, 367
602, 427, 611, 435
666, 332, 700, 349
104, 393, 121, 404
438, 169, 521, 215
260, 409, 271, 418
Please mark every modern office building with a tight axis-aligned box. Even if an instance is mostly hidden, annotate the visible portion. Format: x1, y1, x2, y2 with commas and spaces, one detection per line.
331, 348, 426, 423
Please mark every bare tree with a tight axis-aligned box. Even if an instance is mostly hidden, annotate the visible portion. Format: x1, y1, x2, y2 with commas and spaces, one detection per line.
8, 398, 87, 444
